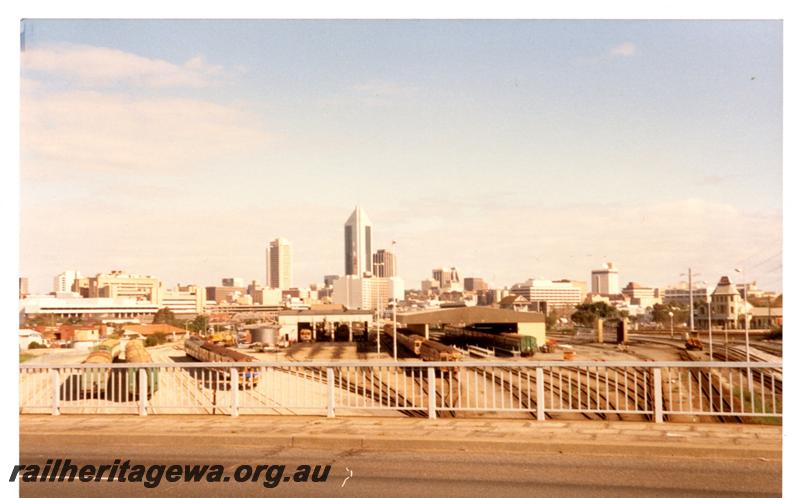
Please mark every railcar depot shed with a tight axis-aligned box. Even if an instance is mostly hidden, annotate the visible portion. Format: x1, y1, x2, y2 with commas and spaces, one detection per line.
398, 307, 546, 346
277, 309, 374, 342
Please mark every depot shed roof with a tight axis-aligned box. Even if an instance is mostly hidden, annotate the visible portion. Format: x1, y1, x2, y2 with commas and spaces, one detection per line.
398, 306, 544, 326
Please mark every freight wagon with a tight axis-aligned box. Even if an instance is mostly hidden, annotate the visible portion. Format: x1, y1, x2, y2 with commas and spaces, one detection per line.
184, 336, 260, 388
124, 339, 159, 399
79, 338, 121, 396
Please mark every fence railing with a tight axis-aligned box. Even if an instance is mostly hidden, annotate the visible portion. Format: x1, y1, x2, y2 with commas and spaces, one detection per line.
19, 361, 782, 422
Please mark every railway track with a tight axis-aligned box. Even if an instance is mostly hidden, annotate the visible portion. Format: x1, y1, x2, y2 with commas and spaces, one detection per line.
276, 363, 430, 417
685, 366, 743, 423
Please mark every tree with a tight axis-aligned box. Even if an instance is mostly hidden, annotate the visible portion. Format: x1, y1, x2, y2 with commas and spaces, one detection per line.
153, 307, 177, 326
188, 315, 210, 333
570, 302, 619, 327
545, 312, 558, 331
144, 332, 167, 347
651, 303, 690, 327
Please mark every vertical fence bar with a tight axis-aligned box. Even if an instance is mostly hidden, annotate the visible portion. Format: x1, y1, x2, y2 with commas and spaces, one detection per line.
667, 368, 672, 414
51, 369, 60, 416
653, 368, 663, 423
230, 367, 239, 417
536, 368, 545, 421
428, 367, 437, 419
771, 373, 776, 415
326, 367, 335, 417
138, 368, 148, 416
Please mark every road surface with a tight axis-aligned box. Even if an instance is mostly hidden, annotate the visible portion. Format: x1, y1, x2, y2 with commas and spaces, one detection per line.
19, 434, 780, 497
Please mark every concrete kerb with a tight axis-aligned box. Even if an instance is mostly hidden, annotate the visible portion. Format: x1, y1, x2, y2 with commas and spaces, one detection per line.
20, 415, 781, 461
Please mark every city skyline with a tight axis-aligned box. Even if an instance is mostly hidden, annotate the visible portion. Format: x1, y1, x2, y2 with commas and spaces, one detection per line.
20, 20, 782, 293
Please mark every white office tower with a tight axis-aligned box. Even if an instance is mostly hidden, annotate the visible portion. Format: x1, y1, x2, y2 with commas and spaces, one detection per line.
267, 237, 293, 290
53, 270, 82, 293
591, 262, 620, 296
332, 275, 405, 310
344, 206, 373, 276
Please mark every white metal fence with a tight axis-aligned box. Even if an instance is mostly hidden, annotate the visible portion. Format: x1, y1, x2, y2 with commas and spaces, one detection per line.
19, 361, 782, 422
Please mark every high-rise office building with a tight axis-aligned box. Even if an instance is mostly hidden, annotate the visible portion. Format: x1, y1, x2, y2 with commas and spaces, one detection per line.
591, 262, 620, 296
87, 270, 161, 304
222, 277, 245, 288
54, 270, 83, 293
432, 267, 462, 292
344, 206, 372, 276
267, 237, 293, 290
464, 277, 488, 292
372, 249, 396, 278
510, 279, 583, 309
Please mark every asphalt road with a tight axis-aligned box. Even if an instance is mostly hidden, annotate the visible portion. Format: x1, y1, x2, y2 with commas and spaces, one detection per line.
18, 436, 781, 497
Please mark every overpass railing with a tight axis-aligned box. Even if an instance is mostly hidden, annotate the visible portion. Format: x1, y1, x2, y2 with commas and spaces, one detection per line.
19, 361, 782, 422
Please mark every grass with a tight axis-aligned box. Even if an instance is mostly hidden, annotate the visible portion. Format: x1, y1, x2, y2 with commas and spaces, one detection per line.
738, 388, 782, 425
19, 353, 34, 363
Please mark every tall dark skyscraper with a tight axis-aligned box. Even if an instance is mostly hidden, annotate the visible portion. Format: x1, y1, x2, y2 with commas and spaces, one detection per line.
344, 206, 373, 276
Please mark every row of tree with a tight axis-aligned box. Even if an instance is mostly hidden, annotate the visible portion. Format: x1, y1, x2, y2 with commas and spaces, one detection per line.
152, 308, 210, 333
567, 302, 691, 328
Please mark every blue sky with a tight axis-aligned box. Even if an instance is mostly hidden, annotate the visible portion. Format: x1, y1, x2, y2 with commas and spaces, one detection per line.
20, 20, 782, 293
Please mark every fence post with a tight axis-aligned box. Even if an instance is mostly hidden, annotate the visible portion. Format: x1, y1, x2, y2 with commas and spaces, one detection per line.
653, 368, 663, 423
326, 367, 335, 418
230, 367, 239, 417
428, 367, 437, 419
138, 368, 148, 417
51, 369, 60, 416
536, 367, 545, 421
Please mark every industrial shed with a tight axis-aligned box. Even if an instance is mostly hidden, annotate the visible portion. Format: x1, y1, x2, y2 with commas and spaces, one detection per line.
398, 306, 546, 347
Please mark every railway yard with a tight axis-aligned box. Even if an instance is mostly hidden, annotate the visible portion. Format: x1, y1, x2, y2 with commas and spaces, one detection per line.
19, 329, 782, 423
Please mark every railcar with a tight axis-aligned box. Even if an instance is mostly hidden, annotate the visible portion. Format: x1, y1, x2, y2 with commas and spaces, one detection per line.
396, 332, 425, 356
444, 327, 537, 356
184, 336, 260, 388
395, 329, 461, 362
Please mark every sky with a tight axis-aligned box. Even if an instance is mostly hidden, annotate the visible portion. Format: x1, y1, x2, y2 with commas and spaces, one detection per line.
19, 20, 783, 294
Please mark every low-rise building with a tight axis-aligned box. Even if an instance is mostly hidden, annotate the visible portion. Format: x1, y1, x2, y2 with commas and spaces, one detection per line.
662, 286, 710, 307
510, 279, 583, 310
87, 270, 161, 304
205, 286, 247, 304
621, 282, 661, 308
161, 284, 206, 315
21, 295, 159, 320
499, 294, 531, 312
748, 307, 782, 329
420, 279, 440, 295
122, 324, 185, 339
19, 329, 47, 350
695, 276, 746, 329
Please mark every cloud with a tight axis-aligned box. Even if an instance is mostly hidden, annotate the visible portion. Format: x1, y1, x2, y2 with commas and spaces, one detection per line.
21, 88, 272, 177
369, 198, 781, 291
22, 43, 225, 88
610, 42, 637, 57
